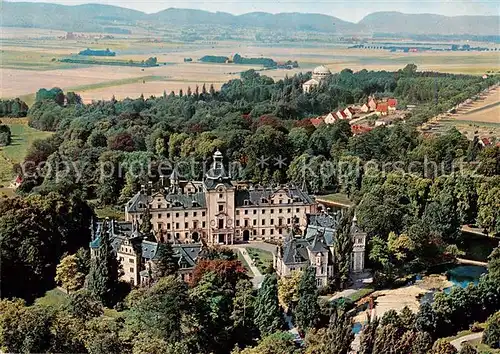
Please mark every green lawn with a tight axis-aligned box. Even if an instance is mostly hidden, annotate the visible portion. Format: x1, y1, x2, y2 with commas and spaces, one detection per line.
0, 122, 52, 188
93, 204, 125, 221
246, 247, 273, 273
346, 287, 375, 303
237, 251, 252, 275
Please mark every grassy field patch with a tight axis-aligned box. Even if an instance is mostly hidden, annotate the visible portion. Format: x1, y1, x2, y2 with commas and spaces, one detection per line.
0, 122, 52, 188
347, 287, 375, 303
247, 247, 273, 273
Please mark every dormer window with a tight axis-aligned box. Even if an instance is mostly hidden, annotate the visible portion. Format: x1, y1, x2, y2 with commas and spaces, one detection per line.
244, 200, 250, 206
261, 198, 267, 203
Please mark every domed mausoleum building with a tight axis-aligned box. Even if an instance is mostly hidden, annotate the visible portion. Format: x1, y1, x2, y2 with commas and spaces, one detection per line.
302, 65, 332, 93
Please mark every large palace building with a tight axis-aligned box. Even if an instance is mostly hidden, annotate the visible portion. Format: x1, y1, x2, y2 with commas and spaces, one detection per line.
125, 150, 317, 245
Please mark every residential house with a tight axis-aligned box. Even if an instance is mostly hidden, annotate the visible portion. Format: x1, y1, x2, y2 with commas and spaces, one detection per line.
387, 98, 398, 112
376, 102, 388, 116
274, 213, 366, 287
310, 117, 324, 127
336, 110, 348, 120
368, 97, 377, 111
343, 107, 356, 119
324, 112, 338, 124
360, 104, 370, 113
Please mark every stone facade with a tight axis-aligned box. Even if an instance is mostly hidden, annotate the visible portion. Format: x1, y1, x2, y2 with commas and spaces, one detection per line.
302, 65, 332, 93
274, 213, 366, 287
89, 219, 203, 286
125, 150, 317, 245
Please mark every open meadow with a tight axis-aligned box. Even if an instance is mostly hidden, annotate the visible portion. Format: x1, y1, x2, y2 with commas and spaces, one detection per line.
0, 118, 53, 197
1, 27, 500, 103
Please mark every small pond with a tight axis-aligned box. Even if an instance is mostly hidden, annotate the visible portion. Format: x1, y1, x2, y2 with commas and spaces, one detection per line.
420, 265, 487, 304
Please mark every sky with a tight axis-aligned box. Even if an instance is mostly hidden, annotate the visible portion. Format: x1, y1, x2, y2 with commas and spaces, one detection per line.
6, 0, 500, 22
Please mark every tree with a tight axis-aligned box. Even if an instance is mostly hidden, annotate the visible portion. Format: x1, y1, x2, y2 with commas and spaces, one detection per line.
55, 254, 86, 293
380, 309, 401, 327
84, 317, 125, 354
64, 290, 103, 321
308, 308, 354, 354
359, 318, 379, 354
373, 324, 401, 354
139, 207, 154, 238
483, 311, 500, 349
231, 279, 258, 347
86, 223, 120, 307
333, 211, 354, 289
488, 247, 500, 282
430, 339, 458, 354
191, 259, 247, 289
127, 276, 188, 342
154, 242, 178, 278
0, 124, 12, 146
459, 343, 478, 354
399, 306, 416, 330
278, 270, 302, 312
254, 273, 283, 337
0, 299, 54, 354
234, 331, 301, 354
415, 302, 437, 337
295, 267, 321, 331
412, 331, 433, 354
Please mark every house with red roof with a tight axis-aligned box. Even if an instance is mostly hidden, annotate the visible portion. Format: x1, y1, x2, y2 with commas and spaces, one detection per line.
310, 117, 324, 128
387, 98, 398, 111
343, 107, 356, 119
368, 98, 377, 111
360, 104, 370, 113
324, 112, 337, 125
336, 110, 348, 120
376, 103, 388, 116
479, 137, 492, 147
351, 124, 373, 135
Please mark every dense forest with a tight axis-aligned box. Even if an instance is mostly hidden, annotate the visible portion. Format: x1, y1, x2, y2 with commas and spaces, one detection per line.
16, 65, 499, 280
0, 65, 499, 353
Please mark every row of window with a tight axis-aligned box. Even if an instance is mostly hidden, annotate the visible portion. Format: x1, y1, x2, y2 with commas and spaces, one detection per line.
156, 211, 206, 219
152, 208, 303, 219
156, 218, 290, 230
236, 208, 301, 215
235, 218, 290, 227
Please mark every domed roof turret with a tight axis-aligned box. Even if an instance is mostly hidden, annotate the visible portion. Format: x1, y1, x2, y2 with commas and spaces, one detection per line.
312, 65, 332, 80
313, 65, 331, 75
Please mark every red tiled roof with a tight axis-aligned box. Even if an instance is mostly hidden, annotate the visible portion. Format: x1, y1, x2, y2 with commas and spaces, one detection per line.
337, 110, 347, 118
387, 98, 398, 107
351, 124, 373, 135
310, 118, 324, 127
345, 107, 356, 114
376, 103, 388, 113
481, 137, 491, 146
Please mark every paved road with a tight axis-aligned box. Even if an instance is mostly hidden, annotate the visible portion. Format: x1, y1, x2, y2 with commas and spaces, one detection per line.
236, 247, 265, 288
450, 332, 483, 350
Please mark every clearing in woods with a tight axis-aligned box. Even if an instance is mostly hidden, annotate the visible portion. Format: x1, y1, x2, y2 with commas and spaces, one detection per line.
0, 119, 52, 196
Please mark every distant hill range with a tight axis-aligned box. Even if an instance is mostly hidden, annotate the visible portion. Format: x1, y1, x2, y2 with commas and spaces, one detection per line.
2, 2, 499, 36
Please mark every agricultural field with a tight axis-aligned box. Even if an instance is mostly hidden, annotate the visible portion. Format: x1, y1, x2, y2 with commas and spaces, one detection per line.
1, 27, 499, 103
427, 86, 500, 139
